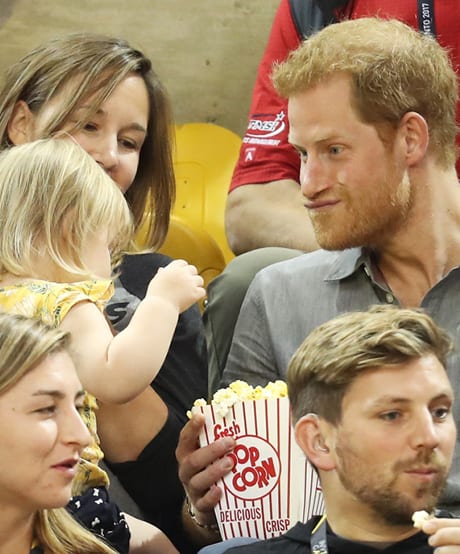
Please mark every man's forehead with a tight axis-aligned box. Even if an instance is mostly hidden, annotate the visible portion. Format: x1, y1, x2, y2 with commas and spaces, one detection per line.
342, 355, 453, 409
286, 79, 359, 146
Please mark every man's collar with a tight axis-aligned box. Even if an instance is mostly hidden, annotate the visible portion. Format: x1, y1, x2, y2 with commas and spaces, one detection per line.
323, 247, 370, 281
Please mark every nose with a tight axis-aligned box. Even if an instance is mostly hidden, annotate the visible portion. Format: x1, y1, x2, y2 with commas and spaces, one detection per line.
409, 411, 440, 451
62, 405, 91, 450
299, 154, 330, 199
90, 136, 119, 173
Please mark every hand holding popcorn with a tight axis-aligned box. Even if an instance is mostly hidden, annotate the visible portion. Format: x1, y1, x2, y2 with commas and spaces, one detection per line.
188, 380, 323, 540
417, 516, 460, 551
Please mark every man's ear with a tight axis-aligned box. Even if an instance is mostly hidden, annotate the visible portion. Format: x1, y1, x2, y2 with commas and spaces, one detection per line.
295, 413, 336, 471
398, 111, 429, 166
7, 101, 36, 145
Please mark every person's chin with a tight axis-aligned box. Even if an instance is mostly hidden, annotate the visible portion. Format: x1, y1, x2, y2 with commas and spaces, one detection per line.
40, 483, 74, 509
316, 233, 354, 251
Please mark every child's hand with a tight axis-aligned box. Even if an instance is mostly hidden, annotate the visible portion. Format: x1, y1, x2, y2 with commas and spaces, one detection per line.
421, 517, 460, 551
146, 259, 205, 312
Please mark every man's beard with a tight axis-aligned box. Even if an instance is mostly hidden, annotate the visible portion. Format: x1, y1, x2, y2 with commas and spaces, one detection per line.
309, 168, 412, 252
336, 444, 448, 525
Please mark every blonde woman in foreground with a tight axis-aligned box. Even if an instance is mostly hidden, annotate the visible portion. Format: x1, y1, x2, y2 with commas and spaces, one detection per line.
0, 311, 119, 554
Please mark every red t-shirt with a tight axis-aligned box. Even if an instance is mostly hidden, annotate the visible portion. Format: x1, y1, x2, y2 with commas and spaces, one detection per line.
230, 0, 460, 192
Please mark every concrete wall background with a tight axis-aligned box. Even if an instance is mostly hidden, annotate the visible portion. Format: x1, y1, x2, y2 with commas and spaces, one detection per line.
0, 0, 279, 136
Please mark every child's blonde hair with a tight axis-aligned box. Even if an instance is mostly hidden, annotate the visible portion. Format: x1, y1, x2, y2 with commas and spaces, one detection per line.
0, 138, 133, 279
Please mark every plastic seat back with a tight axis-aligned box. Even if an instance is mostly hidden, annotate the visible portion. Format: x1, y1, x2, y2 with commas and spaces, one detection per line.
172, 122, 240, 265
135, 123, 241, 310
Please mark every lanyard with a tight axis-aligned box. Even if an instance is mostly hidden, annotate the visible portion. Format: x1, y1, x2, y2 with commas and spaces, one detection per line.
336, 2, 436, 37
311, 514, 329, 554
417, 0, 436, 36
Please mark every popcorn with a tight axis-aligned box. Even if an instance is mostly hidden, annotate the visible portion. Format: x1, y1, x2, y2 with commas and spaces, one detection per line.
189, 380, 288, 419
412, 510, 432, 529
189, 380, 324, 540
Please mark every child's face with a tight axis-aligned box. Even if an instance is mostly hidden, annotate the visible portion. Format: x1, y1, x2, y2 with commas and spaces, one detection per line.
81, 228, 112, 280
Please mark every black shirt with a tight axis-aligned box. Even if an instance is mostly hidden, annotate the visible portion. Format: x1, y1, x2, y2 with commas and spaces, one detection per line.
224, 516, 435, 553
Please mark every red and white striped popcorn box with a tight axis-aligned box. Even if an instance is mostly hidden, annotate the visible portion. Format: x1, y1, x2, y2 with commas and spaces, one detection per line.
193, 397, 324, 540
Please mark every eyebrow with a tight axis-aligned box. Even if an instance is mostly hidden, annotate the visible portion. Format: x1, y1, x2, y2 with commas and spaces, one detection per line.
73, 105, 148, 135
368, 392, 453, 409
32, 389, 86, 401
120, 121, 148, 135
289, 135, 344, 149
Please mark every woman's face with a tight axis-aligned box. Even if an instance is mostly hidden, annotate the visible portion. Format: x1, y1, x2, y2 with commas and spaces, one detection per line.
26, 74, 149, 193
0, 351, 90, 511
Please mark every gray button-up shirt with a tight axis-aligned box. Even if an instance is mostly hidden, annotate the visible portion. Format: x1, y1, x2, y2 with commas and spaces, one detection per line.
222, 247, 460, 512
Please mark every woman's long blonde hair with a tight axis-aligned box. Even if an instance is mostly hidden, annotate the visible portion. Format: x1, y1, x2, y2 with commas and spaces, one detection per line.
0, 138, 133, 279
0, 311, 117, 553
35, 510, 117, 554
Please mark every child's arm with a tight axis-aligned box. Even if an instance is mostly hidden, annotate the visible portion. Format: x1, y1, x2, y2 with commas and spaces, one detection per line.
60, 259, 205, 403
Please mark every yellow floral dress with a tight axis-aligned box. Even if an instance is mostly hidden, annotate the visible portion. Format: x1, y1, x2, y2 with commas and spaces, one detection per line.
0, 279, 113, 495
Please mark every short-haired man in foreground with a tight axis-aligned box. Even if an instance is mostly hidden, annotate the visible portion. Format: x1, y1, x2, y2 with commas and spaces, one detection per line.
176, 17, 460, 546
203, 306, 460, 552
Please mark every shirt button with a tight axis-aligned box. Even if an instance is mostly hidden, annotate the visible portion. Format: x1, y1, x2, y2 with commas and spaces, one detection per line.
385, 293, 394, 303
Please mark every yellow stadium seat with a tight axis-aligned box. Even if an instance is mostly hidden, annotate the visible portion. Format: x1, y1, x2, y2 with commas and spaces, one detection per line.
136, 123, 241, 310
171, 122, 241, 265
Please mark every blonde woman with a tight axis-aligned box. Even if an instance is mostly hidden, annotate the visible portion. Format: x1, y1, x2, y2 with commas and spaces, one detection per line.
0, 311, 119, 554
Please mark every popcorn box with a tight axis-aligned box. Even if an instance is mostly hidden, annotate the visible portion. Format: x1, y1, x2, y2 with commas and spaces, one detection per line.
193, 395, 324, 540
